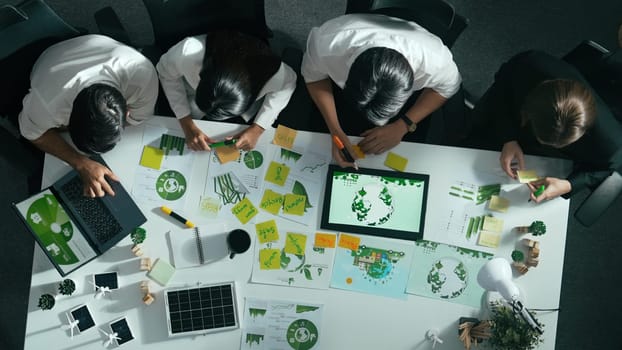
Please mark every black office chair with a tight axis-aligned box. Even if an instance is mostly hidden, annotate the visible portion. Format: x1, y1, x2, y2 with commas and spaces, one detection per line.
345, 0, 469, 48
0, 0, 81, 124
563, 41, 622, 226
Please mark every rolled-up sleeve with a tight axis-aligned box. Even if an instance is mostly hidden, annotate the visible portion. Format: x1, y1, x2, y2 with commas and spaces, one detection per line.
428, 59, 462, 98
156, 37, 202, 119
253, 62, 297, 130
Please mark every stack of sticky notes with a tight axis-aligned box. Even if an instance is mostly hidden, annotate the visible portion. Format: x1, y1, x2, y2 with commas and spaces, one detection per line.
517, 170, 539, 183
477, 216, 504, 248
147, 258, 175, 286
488, 195, 510, 213
384, 152, 408, 172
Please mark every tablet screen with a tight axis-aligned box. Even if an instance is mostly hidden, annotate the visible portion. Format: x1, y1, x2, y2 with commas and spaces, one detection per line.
321, 165, 428, 241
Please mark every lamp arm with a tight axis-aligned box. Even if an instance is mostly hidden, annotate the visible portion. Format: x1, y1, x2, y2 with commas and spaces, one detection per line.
511, 300, 544, 334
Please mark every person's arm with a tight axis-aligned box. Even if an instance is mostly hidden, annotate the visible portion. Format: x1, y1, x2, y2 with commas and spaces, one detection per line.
236, 63, 297, 150
178, 116, 214, 151
155, 37, 198, 119
305, 79, 356, 168
31, 129, 119, 197
358, 88, 447, 154
124, 62, 158, 124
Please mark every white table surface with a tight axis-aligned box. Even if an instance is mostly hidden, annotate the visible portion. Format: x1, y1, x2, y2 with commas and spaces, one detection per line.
25, 116, 572, 350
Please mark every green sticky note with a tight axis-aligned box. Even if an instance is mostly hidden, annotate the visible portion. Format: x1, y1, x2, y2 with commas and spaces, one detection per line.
384, 152, 408, 172
260, 189, 284, 215
147, 258, 175, 286
264, 161, 290, 186
284, 232, 307, 255
255, 220, 279, 243
231, 197, 258, 224
282, 193, 306, 216
140, 145, 164, 169
259, 248, 281, 270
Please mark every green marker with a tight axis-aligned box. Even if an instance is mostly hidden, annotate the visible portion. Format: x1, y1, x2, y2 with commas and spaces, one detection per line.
534, 185, 546, 197
210, 139, 237, 148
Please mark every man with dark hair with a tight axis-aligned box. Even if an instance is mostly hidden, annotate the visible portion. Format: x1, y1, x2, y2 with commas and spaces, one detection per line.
157, 30, 296, 151
301, 14, 462, 166
467, 50, 622, 201
18, 35, 158, 197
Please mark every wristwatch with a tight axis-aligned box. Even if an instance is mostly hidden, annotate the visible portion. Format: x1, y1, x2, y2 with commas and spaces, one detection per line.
400, 114, 417, 133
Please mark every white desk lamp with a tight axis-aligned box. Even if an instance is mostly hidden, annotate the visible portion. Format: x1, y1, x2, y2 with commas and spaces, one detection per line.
477, 258, 543, 334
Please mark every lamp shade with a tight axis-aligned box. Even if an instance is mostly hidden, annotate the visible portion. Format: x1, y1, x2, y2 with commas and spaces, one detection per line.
477, 258, 520, 302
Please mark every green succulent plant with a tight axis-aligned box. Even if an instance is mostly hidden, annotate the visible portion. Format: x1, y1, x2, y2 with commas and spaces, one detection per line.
58, 279, 76, 296
38, 293, 56, 310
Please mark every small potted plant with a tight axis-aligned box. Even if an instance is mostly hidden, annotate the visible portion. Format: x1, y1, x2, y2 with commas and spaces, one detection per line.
58, 278, 76, 296
38, 293, 56, 310
514, 220, 546, 236
511, 250, 528, 275
487, 302, 543, 350
130, 227, 147, 256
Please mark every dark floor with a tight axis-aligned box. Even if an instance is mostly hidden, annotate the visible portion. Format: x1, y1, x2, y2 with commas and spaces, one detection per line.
2, 1, 622, 350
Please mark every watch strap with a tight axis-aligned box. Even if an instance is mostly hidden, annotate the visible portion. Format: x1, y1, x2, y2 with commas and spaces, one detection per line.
400, 114, 417, 133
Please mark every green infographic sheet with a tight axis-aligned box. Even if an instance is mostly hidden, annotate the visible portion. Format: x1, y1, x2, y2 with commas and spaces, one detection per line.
14, 189, 97, 274
406, 240, 493, 308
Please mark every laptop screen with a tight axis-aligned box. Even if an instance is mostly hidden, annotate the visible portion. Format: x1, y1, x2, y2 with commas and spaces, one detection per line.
14, 189, 97, 276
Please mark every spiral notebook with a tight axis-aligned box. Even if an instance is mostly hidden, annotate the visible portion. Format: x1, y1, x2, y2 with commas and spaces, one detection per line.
168, 222, 229, 269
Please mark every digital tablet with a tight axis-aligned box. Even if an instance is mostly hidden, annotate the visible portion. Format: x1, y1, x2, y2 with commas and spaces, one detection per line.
320, 165, 429, 241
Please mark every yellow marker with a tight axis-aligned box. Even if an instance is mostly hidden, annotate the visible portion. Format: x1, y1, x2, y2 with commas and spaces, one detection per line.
160, 206, 194, 228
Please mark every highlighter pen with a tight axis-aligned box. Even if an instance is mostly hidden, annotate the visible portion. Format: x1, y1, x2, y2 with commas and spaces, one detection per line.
210, 139, 237, 148
528, 185, 546, 203
161, 206, 195, 228
331, 135, 359, 170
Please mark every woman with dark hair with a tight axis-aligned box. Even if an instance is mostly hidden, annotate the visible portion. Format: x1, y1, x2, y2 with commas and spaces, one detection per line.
468, 50, 622, 201
301, 14, 462, 166
157, 30, 297, 151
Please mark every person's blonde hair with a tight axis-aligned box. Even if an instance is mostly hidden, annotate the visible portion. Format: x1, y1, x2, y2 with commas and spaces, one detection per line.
521, 79, 596, 148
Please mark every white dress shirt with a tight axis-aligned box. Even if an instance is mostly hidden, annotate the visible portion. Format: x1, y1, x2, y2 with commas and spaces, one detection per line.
156, 35, 297, 130
19, 34, 158, 141
301, 14, 462, 99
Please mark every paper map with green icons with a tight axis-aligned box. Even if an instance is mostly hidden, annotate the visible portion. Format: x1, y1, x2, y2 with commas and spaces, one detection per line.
240, 298, 324, 350
406, 240, 493, 308
14, 189, 97, 275
251, 231, 336, 289
133, 124, 195, 211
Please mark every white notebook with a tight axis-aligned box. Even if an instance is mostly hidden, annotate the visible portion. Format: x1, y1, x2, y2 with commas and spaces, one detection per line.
168, 222, 230, 269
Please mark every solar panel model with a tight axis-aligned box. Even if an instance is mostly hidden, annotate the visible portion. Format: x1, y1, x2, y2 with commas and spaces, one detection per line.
70, 304, 95, 333
109, 317, 134, 346
164, 282, 239, 337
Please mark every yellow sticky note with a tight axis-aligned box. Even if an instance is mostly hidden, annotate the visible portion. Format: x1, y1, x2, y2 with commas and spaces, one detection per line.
284, 232, 307, 255
259, 248, 281, 269
384, 152, 408, 172
352, 145, 366, 159
273, 124, 297, 149
517, 170, 539, 183
264, 161, 290, 186
259, 189, 284, 215
482, 216, 504, 233
314, 233, 336, 248
231, 197, 258, 224
338, 233, 360, 251
255, 220, 279, 243
488, 195, 510, 213
478, 230, 501, 248
215, 146, 240, 164
283, 193, 306, 216
140, 145, 164, 169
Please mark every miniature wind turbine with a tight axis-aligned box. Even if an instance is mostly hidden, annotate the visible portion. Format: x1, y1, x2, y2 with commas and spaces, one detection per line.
90, 280, 112, 299
426, 329, 444, 348
99, 328, 121, 348
61, 312, 80, 339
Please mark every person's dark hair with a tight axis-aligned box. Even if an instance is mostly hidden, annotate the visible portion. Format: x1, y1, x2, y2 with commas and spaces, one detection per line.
521, 79, 596, 148
68, 83, 127, 154
343, 47, 414, 124
195, 30, 281, 120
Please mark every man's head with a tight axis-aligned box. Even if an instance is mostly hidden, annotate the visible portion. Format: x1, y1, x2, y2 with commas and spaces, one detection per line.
344, 47, 414, 125
69, 83, 127, 154
522, 79, 596, 148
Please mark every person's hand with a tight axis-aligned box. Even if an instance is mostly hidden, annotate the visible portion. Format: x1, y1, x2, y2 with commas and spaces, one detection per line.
233, 124, 264, 151
500, 141, 525, 179
74, 157, 119, 197
527, 177, 571, 203
331, 132, 358, 169
179, 116, 214, 151
358, 121, 407, 155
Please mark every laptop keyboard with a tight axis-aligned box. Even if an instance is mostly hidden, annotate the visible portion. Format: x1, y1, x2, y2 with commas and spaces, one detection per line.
60, 176, 123, 244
